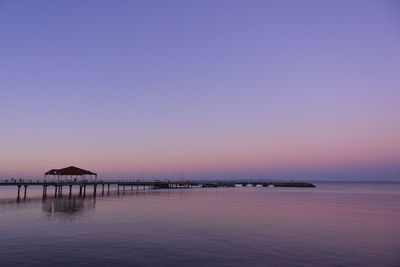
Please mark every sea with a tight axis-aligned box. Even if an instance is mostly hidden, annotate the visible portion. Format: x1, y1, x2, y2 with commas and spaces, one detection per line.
0, 182, 399, 266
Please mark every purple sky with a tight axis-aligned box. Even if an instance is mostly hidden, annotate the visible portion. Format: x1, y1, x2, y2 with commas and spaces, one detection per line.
0, 0, 399, 180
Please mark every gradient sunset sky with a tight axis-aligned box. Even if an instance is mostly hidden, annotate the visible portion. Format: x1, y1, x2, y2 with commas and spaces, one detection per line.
1, 1, 399, 180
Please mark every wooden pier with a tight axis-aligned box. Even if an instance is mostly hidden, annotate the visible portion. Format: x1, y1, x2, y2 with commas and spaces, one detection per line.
0, 179, 315, 199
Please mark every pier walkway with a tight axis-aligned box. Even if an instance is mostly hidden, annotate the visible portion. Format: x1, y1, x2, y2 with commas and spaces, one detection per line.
0, 179, 315, 199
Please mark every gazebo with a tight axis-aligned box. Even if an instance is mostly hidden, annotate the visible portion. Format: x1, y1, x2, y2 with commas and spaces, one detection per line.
45, 166, 97, 181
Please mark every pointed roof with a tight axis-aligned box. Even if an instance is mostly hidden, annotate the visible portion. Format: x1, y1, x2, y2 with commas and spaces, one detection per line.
45, 166, 97, 176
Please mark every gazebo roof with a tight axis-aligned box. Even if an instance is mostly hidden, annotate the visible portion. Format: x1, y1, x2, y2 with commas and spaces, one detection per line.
45, 166, 97, 176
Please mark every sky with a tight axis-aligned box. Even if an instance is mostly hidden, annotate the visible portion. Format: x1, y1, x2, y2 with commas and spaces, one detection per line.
0, 0, 399, 180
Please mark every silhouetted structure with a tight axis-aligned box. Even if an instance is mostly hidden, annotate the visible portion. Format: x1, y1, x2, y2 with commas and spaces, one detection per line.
45, 166, 97, 181
0, 178, 315, 199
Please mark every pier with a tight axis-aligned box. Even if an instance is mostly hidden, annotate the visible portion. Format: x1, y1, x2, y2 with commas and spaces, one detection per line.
0, 179, 315, 199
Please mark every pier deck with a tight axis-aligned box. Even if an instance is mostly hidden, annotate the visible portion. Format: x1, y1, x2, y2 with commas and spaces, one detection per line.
0, 179, 315, 199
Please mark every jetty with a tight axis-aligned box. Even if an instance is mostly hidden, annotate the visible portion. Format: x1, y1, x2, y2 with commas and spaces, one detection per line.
0, 166, 315, 199
0, 179, 315, 199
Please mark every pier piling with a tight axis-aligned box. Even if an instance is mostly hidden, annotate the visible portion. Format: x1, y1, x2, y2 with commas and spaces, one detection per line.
42, 185, 47, 198
17, 185, 21, 199
24, 185, 27, 199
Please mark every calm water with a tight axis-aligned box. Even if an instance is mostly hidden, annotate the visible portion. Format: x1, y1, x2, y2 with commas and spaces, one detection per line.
0, 183, 399, 266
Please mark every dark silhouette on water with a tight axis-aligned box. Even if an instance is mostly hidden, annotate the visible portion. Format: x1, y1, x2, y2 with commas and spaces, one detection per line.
0, 179, 316, 199
1, 167, 315, 199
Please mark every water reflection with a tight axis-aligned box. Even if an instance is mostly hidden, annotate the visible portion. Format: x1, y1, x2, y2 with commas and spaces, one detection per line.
42, 197, 96, 218
1, 184, 400, 267
0, 188, 173, 219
